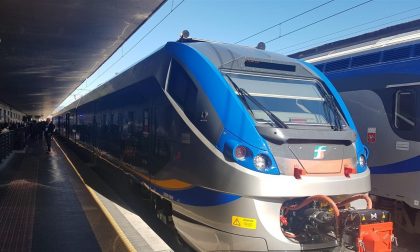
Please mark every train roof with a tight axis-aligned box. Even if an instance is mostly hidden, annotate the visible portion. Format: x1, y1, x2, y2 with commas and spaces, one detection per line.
289, 19, 420, 61
56, 41, 313, 115
186, 41, 313, 77
187, 41, 294, 67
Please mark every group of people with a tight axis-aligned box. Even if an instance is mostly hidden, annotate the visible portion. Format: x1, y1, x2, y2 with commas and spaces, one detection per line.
0, 118, 55, 153
0, 122, 26, 133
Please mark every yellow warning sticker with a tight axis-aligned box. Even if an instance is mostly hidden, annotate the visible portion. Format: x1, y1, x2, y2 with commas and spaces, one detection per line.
232, 216, 257, 229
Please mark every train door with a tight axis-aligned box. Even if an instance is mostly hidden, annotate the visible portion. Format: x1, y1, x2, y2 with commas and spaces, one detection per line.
65, 113, 70, 139
142, 80, 169, 175
388, 85, 420, 234
393, 87, 418, 140
57, 116, 61, 135
138, 107, 153, 171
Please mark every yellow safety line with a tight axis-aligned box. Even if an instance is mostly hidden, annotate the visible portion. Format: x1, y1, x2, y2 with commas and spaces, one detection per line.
54, 139, 136, 252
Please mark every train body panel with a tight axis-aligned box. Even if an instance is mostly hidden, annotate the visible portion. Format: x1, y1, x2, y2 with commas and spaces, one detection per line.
54, 40, 373, 250
331, 71, 420, 210
292, 21, 420, 234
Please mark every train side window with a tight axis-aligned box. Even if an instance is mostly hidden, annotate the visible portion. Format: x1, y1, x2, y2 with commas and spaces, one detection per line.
102, 114, 106, 126
143, 110, 149, 133
110, 113, 114, 125
394, 90, 416, 130
128, 111, 134, 122
117, 113, 123, 126
167, 60, 198, 118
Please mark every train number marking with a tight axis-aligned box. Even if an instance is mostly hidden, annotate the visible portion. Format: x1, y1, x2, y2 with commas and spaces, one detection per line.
232, 216, 257, 230
200, 111, 208, 122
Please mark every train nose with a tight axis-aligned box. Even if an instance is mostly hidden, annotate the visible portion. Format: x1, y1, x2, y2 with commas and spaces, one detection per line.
288, 144, 345, 174
256, 126, 358, 176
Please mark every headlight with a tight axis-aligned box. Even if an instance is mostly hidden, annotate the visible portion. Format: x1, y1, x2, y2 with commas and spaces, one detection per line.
234, 146, 247, 161
254, 155, 268, 171
359, 155, 367, 167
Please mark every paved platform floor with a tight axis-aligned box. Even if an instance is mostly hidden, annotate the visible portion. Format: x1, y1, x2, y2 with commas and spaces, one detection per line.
0, 138, 174, 252
0, 141, 102, 251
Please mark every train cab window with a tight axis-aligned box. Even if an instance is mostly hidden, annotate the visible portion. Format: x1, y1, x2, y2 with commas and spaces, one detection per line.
394, 90, 416, 130
110, 113, 114, 125
102, 114, 106, 126
226, 73, 347, 129
117, 113, 123, 126
167, 60, 198, 118
128, 111, 134, 122
167, 60, 223, 144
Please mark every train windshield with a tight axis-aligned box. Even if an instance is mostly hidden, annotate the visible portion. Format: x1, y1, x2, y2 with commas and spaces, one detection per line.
225, 73, 347, 129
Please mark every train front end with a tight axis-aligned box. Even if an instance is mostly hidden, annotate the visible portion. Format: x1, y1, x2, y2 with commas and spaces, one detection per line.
167, 41, 393, 251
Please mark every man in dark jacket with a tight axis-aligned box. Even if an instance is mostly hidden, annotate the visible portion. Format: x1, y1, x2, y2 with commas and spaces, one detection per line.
44, 118, 55, 152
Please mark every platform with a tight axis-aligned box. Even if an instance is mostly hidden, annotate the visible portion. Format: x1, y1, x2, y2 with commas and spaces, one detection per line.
0, 138, 174, 252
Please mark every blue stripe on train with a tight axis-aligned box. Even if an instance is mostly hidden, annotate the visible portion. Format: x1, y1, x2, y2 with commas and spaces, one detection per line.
165, 42, 269, 151
370, 155, 420, 174
151, 185, 241, 206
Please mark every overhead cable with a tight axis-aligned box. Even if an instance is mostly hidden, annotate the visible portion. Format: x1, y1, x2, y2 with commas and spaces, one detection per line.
56, 0, 185, 113
85, 0, 185, 89
275, 6, 420, 53
265, 0, 374, 44
282, 7, 420, 52
235, 0, 335, 44
288, 14, 420, 54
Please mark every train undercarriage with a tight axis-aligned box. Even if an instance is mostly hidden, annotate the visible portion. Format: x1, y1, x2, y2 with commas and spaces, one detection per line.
281, 194, 395, 252
152, 191, 396, 252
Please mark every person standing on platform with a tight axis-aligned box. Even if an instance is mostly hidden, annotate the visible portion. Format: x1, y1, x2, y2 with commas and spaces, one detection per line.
44, 118, 55, 152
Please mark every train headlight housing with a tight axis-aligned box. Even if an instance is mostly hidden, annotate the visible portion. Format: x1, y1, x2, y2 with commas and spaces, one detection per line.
219, 132, 280, 175
359, 155, 367, 167
254, 154, 270, 171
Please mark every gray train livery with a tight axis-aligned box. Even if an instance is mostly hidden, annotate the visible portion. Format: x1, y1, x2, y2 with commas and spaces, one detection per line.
54, 36, 393, 251
292, 20, 420, 237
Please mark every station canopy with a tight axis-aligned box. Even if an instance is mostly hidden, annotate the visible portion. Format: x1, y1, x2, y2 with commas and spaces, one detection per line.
0, 0, 166, 117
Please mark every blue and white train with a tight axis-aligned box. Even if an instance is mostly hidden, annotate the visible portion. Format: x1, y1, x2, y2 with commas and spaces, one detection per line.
292, 19, 420, 236
54, 35, 387, 251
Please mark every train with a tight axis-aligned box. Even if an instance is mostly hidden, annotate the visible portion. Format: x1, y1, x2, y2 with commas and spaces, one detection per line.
291, 19, 420, 236
0, 102, 25, 124
54, 34, 392, 251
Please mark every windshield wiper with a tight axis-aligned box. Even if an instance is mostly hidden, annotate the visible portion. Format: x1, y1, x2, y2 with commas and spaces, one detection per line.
324, 94, 342, 131
241, 88, 289, 128
226, 75, 288, 129
226, 75, 255, 117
